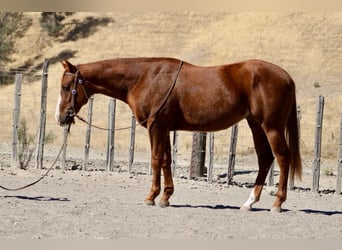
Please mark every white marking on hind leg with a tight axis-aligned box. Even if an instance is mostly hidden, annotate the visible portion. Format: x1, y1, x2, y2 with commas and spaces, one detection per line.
55, 94, 61, 123
240, 188, 258, 211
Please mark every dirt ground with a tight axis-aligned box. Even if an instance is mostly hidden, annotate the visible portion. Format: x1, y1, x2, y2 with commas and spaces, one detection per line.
0, 154, 341, 239
0, 12, 341, 241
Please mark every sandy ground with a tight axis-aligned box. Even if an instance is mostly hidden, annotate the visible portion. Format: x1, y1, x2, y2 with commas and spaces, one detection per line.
0, 154, 341, 239
0, 12, 341, 241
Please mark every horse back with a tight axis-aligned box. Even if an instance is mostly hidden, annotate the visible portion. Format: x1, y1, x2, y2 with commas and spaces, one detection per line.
170, 59, 295, 131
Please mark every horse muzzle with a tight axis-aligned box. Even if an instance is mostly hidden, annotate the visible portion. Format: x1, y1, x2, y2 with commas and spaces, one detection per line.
57, 110, 75, 126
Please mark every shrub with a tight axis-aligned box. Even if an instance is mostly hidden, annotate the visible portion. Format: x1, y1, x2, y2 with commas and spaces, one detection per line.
39, 12, 74, 37
0, 12, 32, 63
17, 118, 35, 169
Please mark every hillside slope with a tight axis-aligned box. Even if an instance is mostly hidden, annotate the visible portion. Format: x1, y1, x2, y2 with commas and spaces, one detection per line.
6, 12, 342, 97
1, 12, 341, 160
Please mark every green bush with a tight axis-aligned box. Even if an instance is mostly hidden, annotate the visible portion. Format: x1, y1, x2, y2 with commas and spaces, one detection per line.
17, 118, 35, 169
0, 12, 32, 63
39, 12, 74, 37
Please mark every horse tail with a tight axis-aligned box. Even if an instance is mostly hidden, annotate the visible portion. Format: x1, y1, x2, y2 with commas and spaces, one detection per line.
286, 82, 302, 182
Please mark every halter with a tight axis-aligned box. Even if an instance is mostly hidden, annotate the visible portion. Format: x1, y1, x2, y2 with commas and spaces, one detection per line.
64, 69, 89, 118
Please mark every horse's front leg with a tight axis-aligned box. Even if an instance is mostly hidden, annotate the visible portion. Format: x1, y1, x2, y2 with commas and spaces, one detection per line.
159, 134, 173, 207
144, 124, 173, 207
144, 151, 161, 206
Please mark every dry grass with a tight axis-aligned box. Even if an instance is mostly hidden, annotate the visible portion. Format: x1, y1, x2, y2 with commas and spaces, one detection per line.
0, 12, 341, 165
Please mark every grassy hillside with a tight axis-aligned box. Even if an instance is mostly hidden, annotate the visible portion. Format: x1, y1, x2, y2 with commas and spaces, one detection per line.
1, 12, 341, 162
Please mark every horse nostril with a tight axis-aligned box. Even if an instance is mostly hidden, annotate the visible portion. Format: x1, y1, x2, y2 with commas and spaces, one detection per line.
66, 108, 74, 117
62, 111, 75, 125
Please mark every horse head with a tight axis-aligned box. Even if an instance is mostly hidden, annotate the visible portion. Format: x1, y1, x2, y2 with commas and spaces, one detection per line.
55, 60, 89, 126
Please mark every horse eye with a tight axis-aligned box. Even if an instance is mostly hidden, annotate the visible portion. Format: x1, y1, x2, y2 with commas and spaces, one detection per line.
62, 85, 70, 91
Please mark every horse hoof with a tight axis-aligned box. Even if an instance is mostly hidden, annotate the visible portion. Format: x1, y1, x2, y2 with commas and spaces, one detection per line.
270, 206, 282, 213
144, 200, 155, 206
159, 201, 170, 208
240, 206, 251, 211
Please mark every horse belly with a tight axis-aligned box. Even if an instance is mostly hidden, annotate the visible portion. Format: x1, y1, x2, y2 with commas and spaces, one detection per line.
175, 104, 247, 132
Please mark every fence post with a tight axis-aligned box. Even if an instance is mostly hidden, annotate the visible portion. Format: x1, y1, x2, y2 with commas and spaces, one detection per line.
12, 73, 22, 168
35, 59, 49, 169
128, 112, 136, 173
61, 126, 69, 169
106, 98, 116, 171
190, 132, 207, 178
297, 105, 301, 135
171, 131, 178, 177
312, 95, 324, 192
84, 96, 94, 171
267, 162, 275, 186
227, 124, 238, 184
336, 112, 342, 195
148, 162, 152, 176
207, 132, 215, 183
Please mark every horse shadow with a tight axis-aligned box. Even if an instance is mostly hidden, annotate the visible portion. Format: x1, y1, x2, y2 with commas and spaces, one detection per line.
1, 195, 70, 202
170, 204, 269, 212
298, 209, 342, 216
170, 204, 342, 216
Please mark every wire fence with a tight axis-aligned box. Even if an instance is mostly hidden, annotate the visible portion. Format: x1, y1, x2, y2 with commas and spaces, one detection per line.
0, 63, 341, 194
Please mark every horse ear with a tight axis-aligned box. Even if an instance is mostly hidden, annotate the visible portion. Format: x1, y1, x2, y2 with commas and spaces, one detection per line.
61, 60, 77, 73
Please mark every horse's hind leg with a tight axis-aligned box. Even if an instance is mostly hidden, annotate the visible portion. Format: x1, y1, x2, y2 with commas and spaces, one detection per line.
263, 127, 291, 212
241, 118, 274, 211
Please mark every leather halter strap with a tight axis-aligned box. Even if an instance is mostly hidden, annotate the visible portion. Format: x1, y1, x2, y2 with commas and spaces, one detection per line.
64, 69, 89, 116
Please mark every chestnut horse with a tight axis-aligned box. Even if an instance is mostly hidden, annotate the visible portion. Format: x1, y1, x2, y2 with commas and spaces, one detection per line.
55, 57, 302, 212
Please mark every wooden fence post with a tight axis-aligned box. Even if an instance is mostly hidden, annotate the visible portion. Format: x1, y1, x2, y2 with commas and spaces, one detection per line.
312, 95, 324, 192
171, 131, 178, 177
207, 132, 215, 183
336, 112, 342, 195
227, 124, 238, 184
35, 59, 49, 169
297, 105, 301, 136
267, 162, 275, 186
128, 112, 136, 173
12, 73, 22, 168
148, 162, 152, 176
106, 98, 116, 171
84, 96, 94, 171
190, 132, 207, 178
61, 126, 68, 169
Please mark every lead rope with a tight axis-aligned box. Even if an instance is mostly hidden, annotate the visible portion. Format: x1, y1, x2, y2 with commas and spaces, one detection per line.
0, 124, 71, 191
74, 114, 133, 131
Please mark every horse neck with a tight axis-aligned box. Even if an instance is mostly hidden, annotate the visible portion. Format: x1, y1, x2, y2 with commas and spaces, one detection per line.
79, 59, 142, 103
